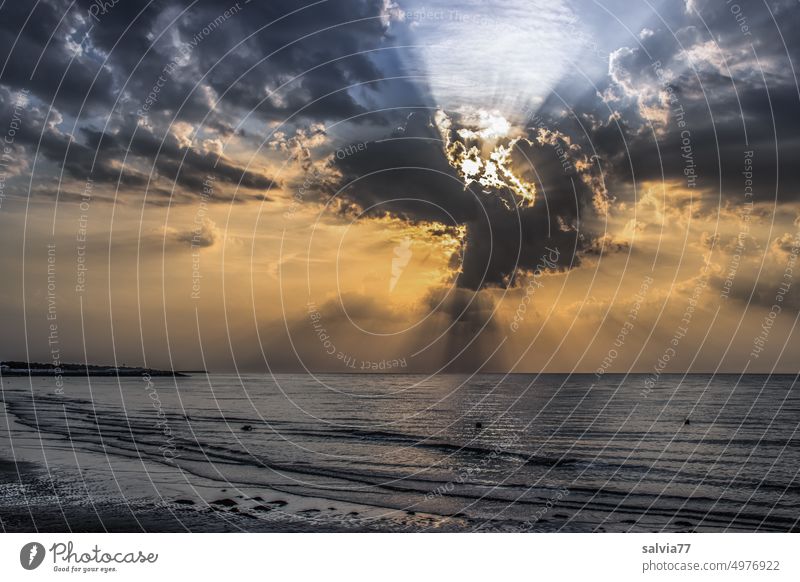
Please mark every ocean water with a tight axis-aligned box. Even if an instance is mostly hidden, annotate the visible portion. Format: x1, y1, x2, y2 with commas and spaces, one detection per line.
1, 373, 798, 532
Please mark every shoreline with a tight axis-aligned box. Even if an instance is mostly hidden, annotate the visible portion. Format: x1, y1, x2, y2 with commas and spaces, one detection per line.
1, 361, 197, 377
1, 370, 191, 377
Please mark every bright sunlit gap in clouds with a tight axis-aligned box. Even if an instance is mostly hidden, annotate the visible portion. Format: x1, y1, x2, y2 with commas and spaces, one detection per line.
379, 0, 601, 212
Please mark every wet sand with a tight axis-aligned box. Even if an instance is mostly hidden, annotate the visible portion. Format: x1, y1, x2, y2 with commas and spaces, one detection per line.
0, 456, 350, 532
0, 455, 449, 532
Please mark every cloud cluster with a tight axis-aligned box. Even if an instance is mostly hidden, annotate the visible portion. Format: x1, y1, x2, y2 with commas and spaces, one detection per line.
0, 0, 404, 204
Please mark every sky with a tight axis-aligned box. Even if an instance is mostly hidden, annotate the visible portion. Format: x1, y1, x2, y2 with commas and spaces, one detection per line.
1, 0, 799, 374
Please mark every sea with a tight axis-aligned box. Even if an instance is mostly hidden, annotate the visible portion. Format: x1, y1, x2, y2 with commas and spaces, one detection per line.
1, 373, 798, 532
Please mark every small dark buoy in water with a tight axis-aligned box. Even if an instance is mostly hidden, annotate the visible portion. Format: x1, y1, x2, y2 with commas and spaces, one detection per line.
475, 422, 483, 430
684, 418, 691, 426
241, 425, 253, 432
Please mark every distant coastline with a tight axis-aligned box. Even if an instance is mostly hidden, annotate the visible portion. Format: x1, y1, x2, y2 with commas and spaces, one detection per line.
0, 361, 197, 377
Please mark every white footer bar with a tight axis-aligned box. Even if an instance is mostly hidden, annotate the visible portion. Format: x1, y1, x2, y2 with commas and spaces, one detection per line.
1, 533, 796, 581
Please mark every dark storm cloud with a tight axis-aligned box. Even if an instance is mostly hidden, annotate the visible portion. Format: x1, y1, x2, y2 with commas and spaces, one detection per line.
0, 1, 116, 116
0, 0, 406, 204
0, 86, 149, 191
0, 86, 275, 201
65, 0, 398, 125
331, 113, 478, 223
82, 123, 276, 191
326, 112, 589, 290
543, 0, 800, 213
